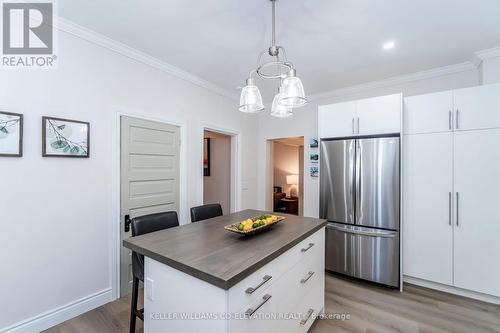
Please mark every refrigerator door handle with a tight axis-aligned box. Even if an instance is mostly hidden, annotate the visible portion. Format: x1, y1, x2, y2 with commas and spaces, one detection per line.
357, 117, 360, 134
456, 192, 459, 226
326, 223, 397, 238
352, 118, 355, 134
455, 109, 460, 129
355, 141, 361, 222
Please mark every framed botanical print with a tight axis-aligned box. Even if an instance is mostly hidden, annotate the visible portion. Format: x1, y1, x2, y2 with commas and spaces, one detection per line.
0, 111, 23, 157
42, 116, 90, 157
203, 138, 210, 176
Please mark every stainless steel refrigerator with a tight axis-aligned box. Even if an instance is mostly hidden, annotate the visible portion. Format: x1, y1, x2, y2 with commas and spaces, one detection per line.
320, 136, 400, 287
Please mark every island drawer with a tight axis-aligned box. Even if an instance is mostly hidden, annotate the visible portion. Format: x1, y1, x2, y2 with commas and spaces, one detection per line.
228, 228, 324, 313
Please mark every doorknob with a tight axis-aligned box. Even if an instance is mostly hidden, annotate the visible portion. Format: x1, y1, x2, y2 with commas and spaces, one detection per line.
124, 214, 131, 233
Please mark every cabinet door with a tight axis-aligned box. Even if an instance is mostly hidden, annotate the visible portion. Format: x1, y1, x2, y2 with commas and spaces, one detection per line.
356, 93, 401, 135
454, 129, 500, 297
404, 91, 453, 134
403, 132, 453, 285
454, 84, 500, 131
318, 101, 356, 138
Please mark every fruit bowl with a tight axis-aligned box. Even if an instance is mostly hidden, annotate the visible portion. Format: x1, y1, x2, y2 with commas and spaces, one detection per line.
224, 214, 285, 236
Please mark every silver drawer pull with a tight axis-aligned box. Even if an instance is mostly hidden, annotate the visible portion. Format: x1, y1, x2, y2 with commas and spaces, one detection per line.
300, 271, 315, 284
301, 243, 314, 253
245, 275, 272, 294
245, 294, 272, 317
300, 308, 314, 325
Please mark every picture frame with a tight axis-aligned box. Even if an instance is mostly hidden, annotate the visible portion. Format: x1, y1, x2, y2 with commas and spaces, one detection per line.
309, 138, 318, 148
310, 153, 319, 163
203, 137, 210, 176
42, 116, 90, 158
0, 111, 23, 157
310, 166, 319, 177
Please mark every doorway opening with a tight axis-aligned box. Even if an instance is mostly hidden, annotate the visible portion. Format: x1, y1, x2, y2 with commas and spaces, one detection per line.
203, 130, 234, 214
267, 137, 304, 216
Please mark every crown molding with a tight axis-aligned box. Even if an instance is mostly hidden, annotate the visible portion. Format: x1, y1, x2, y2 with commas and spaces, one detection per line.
475, 46, 500, 61
55, 17, 238, 101
308, 61, 477, 102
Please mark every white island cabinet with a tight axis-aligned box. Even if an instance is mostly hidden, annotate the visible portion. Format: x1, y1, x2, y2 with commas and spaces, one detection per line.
124, 210, 326, 333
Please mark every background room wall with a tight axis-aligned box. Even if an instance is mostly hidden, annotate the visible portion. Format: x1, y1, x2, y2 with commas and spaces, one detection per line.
273, 142, 299, 197
256, 64, 481, 217
203, 131, 231, 214
0, 27, 258, 331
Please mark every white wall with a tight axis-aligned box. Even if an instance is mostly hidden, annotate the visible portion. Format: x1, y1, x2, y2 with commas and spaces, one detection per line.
0, 29, 258, 331
203, 131, 231, 214
257, 66, 480, 217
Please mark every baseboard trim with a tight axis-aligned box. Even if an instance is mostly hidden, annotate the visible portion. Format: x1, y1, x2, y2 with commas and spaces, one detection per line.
0, 288, 113, 333
403, 275, 500, 305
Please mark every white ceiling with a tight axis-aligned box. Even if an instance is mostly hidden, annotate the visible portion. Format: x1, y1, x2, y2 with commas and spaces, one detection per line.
59, 0, 500, 101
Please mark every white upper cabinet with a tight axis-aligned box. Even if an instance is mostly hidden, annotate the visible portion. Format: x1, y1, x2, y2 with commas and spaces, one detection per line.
453, 129, 500, 298
318, 101, 356, 138
454, 83, 500, 131
404, 91, 453, 134
318, 94, 401, 139
356, 93, 402, 135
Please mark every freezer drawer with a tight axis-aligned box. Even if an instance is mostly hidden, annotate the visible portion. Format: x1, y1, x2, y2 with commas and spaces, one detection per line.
325, 223, 399, 287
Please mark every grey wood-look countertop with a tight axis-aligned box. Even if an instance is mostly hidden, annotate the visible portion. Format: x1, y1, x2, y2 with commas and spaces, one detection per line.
123, 209, 326, 290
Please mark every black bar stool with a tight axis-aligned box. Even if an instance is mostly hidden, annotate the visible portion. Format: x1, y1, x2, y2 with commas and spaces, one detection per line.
190, 203, 223, 222
129, 211, 179, 333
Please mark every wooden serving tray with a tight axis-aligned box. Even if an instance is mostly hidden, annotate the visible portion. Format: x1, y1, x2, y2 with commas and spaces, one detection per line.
225, 215, 285, 236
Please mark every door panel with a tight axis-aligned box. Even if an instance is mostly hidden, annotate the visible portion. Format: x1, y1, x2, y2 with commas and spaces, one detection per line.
318, 101, 356, 138
120, 116, 180, 296
404, 91, 453, 134
326, 223, 399, 287
356, 137, 400, 230
403, 132, 453, 285
356, 93, 401, 135
454, 129, 500, 297
454, 84, 500, 131
319, 140, 355, 223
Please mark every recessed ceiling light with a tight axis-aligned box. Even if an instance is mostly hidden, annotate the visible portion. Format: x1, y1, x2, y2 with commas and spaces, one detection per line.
383, 41, 395, 50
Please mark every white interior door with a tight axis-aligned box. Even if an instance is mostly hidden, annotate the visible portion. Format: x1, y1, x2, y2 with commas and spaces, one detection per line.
120, 116, 180, 296
404, 91, 453, 134
403, 132, 453, 285
454, 129, 500, 297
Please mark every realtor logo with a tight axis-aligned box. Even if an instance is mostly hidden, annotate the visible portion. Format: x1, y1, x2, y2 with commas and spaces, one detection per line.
1, 1, 57, 68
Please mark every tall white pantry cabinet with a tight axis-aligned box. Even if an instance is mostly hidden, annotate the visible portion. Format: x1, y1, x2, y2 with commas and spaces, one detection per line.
403, 83, 500, 301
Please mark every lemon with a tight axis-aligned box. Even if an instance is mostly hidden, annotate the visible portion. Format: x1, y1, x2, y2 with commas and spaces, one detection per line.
243, 224, 252, 231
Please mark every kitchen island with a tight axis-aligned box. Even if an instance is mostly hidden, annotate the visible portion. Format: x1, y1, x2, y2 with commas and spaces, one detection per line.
123, 209, 327, 333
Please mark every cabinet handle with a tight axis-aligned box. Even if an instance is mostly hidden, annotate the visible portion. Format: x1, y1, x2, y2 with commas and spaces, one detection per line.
456, 192, 459, 226
352, 118, 355, 134
357, 117, 360, 134
448, 192, 452, 225
448, 110, 452, 130
455, 109, 459, 129
245, 294, 272, 317
300, 271, 315, 284
301, 243, 314, 253
245, 275, 272, 294
300, 308, 314, 325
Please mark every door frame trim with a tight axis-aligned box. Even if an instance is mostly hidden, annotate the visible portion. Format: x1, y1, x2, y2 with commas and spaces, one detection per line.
112, 108, 187, 300
199, 124, 242, 213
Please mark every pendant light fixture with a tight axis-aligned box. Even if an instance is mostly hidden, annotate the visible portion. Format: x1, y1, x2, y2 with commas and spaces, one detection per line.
239, 0, 307, 116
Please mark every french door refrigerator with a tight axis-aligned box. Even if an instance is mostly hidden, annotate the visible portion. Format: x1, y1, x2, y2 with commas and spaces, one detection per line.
320, 136, 400, 287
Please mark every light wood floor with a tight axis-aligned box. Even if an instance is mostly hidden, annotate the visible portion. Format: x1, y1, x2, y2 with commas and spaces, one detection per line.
45, 274, 500, 333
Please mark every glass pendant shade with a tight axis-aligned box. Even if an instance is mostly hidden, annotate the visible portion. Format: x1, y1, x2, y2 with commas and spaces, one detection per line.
239, 79, 264, 113
270, 92, 293, 118
279, 70, 307, 108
